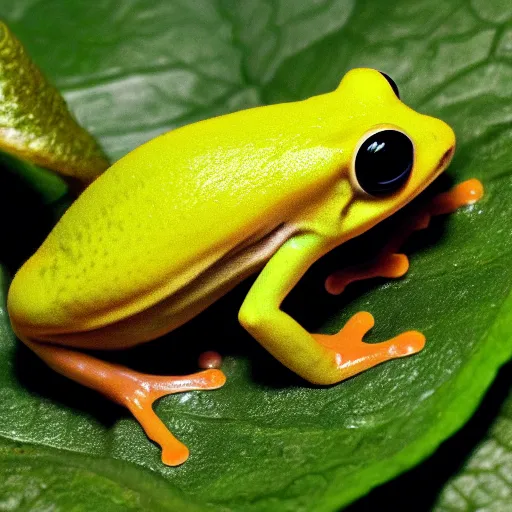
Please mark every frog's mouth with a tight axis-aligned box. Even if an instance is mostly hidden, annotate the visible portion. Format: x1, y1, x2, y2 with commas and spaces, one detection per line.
437, 146, 455, 173
420, 145, 455, 198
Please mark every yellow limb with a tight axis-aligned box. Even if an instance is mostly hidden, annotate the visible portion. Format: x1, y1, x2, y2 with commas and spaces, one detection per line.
239, 234, 425, 385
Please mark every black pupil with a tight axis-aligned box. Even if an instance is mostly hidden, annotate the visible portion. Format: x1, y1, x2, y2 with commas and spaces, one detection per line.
355, 130, 413, 196
379, 71, 400, 99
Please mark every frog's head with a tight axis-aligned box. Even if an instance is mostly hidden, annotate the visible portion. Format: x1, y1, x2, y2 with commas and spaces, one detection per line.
332, 67, 455, 237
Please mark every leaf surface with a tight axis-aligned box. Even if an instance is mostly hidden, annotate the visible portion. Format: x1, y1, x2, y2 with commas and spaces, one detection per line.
435, 386, 512, 512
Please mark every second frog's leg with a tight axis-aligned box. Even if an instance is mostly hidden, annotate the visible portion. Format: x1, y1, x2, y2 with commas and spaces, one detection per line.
326, 179, 484, 295
239, 234, 425, 386
21, 337, 225, 466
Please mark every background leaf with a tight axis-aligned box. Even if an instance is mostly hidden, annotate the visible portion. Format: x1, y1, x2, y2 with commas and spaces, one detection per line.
0, 0, 511, 511
0, 21, 109, 183
434, 384, 512, 512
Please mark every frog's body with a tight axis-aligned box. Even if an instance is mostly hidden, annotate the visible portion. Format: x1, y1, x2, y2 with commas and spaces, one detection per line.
10, 93, 347, 345
7, 68, 457, 466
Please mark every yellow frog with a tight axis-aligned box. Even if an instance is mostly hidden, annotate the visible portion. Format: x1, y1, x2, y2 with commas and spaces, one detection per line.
5, 59, 463, 466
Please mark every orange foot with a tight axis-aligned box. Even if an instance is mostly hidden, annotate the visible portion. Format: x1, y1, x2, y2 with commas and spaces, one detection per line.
326, 179, 484, 295
313, 312, 425, 380
122, 368, 226, 466
22, 339, 226, 466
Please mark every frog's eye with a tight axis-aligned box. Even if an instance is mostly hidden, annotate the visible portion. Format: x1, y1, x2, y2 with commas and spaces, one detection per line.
354, 129, 414, 196
379, 71, 400, 99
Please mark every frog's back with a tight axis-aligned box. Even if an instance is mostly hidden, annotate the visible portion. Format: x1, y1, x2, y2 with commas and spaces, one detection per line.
9, 93, 344, 333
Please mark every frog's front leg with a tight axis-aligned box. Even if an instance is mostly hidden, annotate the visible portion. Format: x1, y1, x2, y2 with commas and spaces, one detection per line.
238, 234, 424, 385
326, 179, 484, 295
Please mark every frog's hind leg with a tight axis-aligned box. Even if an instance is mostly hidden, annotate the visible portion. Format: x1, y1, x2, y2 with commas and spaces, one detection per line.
325, 179, 484, 295
21, 337, 225, 466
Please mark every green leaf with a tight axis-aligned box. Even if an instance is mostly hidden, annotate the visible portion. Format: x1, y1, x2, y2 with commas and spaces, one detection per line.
0, 437, 210, 512
0, 22, 109, 183
0, 0, 511, 511
434, 386, 512, 511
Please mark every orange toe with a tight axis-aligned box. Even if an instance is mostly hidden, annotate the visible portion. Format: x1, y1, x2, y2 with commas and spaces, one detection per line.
386, 330, 426, 357
162, 443, 190, 466
312, 312, 426, 380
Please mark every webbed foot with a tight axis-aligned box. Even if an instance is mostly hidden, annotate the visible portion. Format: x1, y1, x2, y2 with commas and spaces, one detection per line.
22, 339, 226, 466
312, 312, 425, 381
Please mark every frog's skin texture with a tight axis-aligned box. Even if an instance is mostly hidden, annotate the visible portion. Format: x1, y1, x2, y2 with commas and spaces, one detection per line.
7, 68, 457, 466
